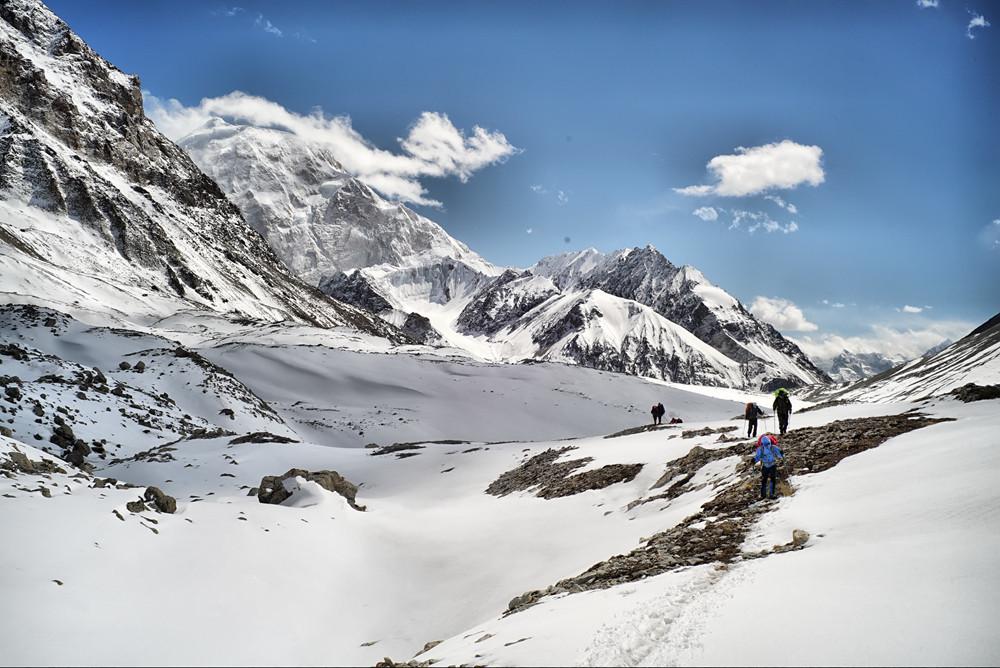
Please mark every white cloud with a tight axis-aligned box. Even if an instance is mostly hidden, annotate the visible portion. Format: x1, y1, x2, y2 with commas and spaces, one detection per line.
144, 91, 519, 207
967, 12, 990, 39
916, 0, 939, 8
764, 194, 798, 214
900, 305, 924, 314
751, 296, 819, 332
730, 209, 799, 234
530, 184, 568, 205
675, 140, 825, 197
822, 299, 847, 308
255, 13, 283, 37
526, 228, 533, 235
792, 320, 973, 363
213, 6, 244, 17
692, 206, 719, 221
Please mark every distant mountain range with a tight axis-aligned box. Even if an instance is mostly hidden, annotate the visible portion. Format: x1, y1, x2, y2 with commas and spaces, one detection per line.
177, 120, 830, 389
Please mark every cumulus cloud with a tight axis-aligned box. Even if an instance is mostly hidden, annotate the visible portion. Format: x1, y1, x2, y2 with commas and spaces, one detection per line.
675, 140, 825, 197
792, 321, 973, 363
530, 184, 546, 194
899, 305, 924, 313
255, 13, 283, 37
764, 194, 798, 214
751, 296, 819, 332
144, 91, 519, 207
692, 206, 719, 221
916, 0, 939, 7
967, 12, 990, 38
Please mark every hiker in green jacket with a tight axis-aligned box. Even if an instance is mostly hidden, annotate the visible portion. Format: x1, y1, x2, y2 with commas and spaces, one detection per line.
773, 388, 793, 435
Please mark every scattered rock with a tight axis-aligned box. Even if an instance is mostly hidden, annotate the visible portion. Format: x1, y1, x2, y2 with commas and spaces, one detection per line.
118, 361, 131, 371
415, 640, 442, 656
126, 500, 146, 513
792, 528, 810, 547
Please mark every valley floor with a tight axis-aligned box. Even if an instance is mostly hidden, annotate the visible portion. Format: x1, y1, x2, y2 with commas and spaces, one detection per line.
1, 307, 998, 667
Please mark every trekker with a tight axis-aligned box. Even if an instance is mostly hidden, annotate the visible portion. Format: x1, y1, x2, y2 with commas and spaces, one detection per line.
744, 402, 764, 438
772, 388, 793, 435
754, 434, 784, 500
656, 402, 665, 425
650, 404, 659, 426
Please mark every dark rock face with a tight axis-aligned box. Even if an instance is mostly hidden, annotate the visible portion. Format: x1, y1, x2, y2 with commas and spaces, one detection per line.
505, 413, 951, 614
950, 383, 1000, 403
319, 271, 393, 314
486, 447, 643, 499
228, 432, 298, 445
456, 270, 557, 335
399, 312, 443, 346
257, 468, 364, 511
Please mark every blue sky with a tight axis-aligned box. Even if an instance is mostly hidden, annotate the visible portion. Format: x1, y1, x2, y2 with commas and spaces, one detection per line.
48, 0, 998, 357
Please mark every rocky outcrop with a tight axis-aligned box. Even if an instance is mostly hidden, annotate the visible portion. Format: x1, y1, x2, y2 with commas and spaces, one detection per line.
505, 413, 951, 614
257, 468, 364, 511
486, 447, 643, 499
950, 383, 1000, 403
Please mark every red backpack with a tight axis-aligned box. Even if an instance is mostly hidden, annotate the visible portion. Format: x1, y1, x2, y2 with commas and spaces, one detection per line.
756, 433, 778, 449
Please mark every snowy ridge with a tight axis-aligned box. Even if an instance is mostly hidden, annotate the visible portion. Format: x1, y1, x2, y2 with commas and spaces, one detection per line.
0, 0, 396, 338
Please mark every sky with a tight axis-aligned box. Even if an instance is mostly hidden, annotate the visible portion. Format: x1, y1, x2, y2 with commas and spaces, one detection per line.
47, 0, 999, 360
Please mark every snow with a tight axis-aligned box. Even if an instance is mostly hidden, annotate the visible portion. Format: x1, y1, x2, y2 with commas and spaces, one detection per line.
423, 399, 1000, 667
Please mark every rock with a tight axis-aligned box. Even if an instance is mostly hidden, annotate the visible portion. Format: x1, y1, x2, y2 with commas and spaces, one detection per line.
951, 383, 1000, 403
3, 386, 21, 402
0, 426, 12, 438
8, 451, 34, 473
415, 640, 442, 656
792, 529, 810, 547
257, 468, 364, 511
126, 499, 146, 513
32, 403, 44, 417
219, 408, 235, 419
143, 486, 177, 514
134, 361, 146, 373
118, 361, 131, 370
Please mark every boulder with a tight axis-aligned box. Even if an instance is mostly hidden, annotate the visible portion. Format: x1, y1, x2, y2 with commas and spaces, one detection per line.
257, 468, 364, 511
792, 529, 810, 547
143, 486, 177, 514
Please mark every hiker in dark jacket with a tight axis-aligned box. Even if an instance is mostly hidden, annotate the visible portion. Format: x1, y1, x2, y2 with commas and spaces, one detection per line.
754, 434, 784, 500
772, 389, 793, 435
744, 402, 764, 438
656, 402, 665, 425
650, 404, 659, 425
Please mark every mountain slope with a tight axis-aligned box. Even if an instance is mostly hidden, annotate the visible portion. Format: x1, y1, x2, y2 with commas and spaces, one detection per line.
830, 312, 1000, 402
0, 0, 397, 338
178, 120, 495, 284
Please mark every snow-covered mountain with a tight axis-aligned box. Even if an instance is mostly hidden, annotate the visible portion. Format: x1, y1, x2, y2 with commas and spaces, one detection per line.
531, 246, 831, 388
178, 120, 495, 284
0, 0, 397, 338
829, 312, 1000, 402
168, 108, 827, 389
823, 350, 903, 384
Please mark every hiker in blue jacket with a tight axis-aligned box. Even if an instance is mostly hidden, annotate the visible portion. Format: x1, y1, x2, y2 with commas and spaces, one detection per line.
754, 435, 784, 500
